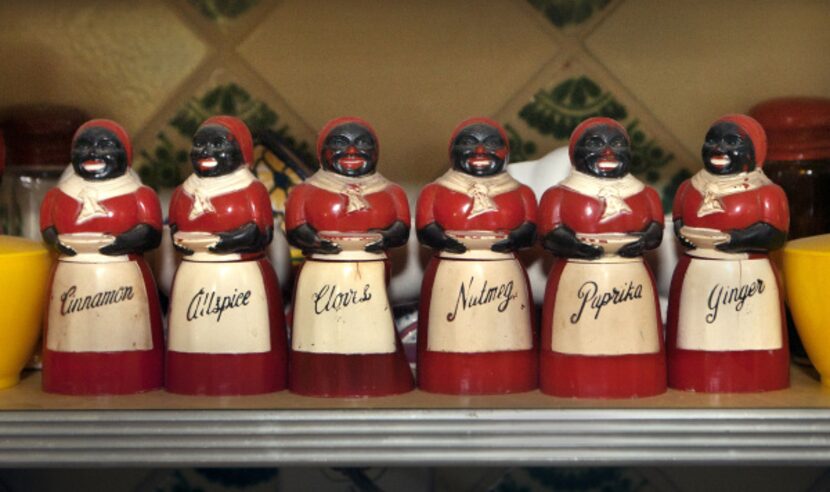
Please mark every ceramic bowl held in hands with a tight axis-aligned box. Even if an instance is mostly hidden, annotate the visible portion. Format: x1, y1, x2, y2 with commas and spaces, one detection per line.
58, 232, 116, 254
446, 230, 509, 251
318, 231, 384, 251
173, 231, 220, 253
576, 232, 639, 255
679, 226, 730, 249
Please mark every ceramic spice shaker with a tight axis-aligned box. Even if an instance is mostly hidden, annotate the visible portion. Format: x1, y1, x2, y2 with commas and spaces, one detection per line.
668, 114, 789, 393
416, 117, 537, 395
538, 117, 666, 398
39, 119, 164, 395
285, 116, 413, 397
166, 116, 287, 395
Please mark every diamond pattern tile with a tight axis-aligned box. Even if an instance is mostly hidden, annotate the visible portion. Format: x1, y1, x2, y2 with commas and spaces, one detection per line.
0, 0, 207, 133
496, 56, 693, 208
238, 0, 560, 184
133, 67, 316, 208
587, 0, 830, 158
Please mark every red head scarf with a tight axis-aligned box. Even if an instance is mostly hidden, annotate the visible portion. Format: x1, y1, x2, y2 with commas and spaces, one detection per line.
568, 117, 629, 163
448, 117, 510, 157
201, 115, 254, 166
73, 119, 133, 167
712, 114, 768, 168
316, 116, 379, 165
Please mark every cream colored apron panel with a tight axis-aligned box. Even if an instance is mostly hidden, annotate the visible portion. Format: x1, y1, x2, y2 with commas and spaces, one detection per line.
47, 259, 152, 352
292, 259, 395, 354
551, 260, 659, 355
427, 255, 532, 353
677, 257, 782, 351
168, 260, 271, 354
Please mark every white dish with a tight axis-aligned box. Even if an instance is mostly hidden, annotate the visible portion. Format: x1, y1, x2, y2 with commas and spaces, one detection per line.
318, 231, 384, 251
173, 231, 220, 252
679, 226, 730, 249
58, 233, 116, 254
576, 232, 639, 254
446, 230, 509, 251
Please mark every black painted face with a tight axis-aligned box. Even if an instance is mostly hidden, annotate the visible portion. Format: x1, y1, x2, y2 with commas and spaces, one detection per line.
70, 127, 128, 181
573, 124, 631, 178
321, 123, 377, 177
702, 122, 755, 175
190, 124, 244, 178
451, 123, 508, 177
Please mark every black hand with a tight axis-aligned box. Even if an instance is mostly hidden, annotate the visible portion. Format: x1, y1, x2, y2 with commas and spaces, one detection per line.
716, 221, 787, 253
99, 224, 162, 256
673, 219, 696, 249
541, 225, 603, 259
210, 222, 272, 254
170, 224, 194, 256
491, 221, 537, 253
365, 220, 410, 253
41, 225, 76, 256
416, 222, 466, 254
286, 223, 341, 255
617, 221, 663, 258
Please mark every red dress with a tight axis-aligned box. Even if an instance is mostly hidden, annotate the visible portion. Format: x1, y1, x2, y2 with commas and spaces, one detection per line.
40, 183, 164, 394
286, 178, 413, 397
166, 178, 287, 395
538, 180, 665, 398
667, 175, 789, 392
416, 180, 537, 394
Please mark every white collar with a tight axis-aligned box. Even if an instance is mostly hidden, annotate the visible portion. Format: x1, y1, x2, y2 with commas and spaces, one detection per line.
57, 166, 143, 201
181, 167, 258, 220
559, 169, 645, 199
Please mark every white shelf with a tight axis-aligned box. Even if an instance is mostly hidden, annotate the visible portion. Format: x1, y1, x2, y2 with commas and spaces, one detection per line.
2, 368, 830, 466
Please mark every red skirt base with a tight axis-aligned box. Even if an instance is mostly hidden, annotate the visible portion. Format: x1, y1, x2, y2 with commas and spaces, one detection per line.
43, 349, 163, 395
418, 350, 536, 395
166, 351, 286, 395
540, 351, 666, 399
290, 351, 414, 398
668, 349, 789, 393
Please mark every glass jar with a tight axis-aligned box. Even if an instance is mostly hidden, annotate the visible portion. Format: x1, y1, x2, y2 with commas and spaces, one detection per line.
0, 106, 87, 239
751, 97, 830, 365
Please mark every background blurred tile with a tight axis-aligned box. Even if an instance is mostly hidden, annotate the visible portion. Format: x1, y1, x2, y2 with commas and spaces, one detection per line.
497, 55, 693, 209
586, 0, 830, 158
238, 0, 560, 184
0, 0, 207, 133
527, 0, 618, 36
134, 65, 316, 203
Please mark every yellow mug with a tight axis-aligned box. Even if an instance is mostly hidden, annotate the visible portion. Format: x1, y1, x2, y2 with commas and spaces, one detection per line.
0, 236, 51, 389
783, 234, 830, 386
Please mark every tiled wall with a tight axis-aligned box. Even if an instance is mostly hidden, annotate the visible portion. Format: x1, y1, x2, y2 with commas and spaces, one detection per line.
1, 0, 828, 211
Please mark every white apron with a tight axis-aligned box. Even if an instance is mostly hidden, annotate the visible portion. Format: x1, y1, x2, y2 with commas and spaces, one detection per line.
168, 252, 271, 354
427, 249, 532, 353
47, 252, 153, 353
551, 256, 660, 356
292, 250, 395, 354
677, 249, 782, 351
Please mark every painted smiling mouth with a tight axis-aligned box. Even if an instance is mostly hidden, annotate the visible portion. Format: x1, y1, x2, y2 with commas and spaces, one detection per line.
710, 154, 731, 167
82, 159, 107, 172
468, 156, 494, 168
339, 156, 366, 169
199, 158, 218, 169
597, 159, 620, 171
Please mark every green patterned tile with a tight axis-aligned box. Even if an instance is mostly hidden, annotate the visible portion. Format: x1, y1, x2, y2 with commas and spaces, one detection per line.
187, 0, 260, 21
136, 81, 315, 215
528, 0, 611, 29
499, 68, 692, 209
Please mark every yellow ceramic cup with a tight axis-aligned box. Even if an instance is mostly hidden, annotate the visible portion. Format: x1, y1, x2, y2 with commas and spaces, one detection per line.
783, 234, 830, 387
0, 236, 51, 389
